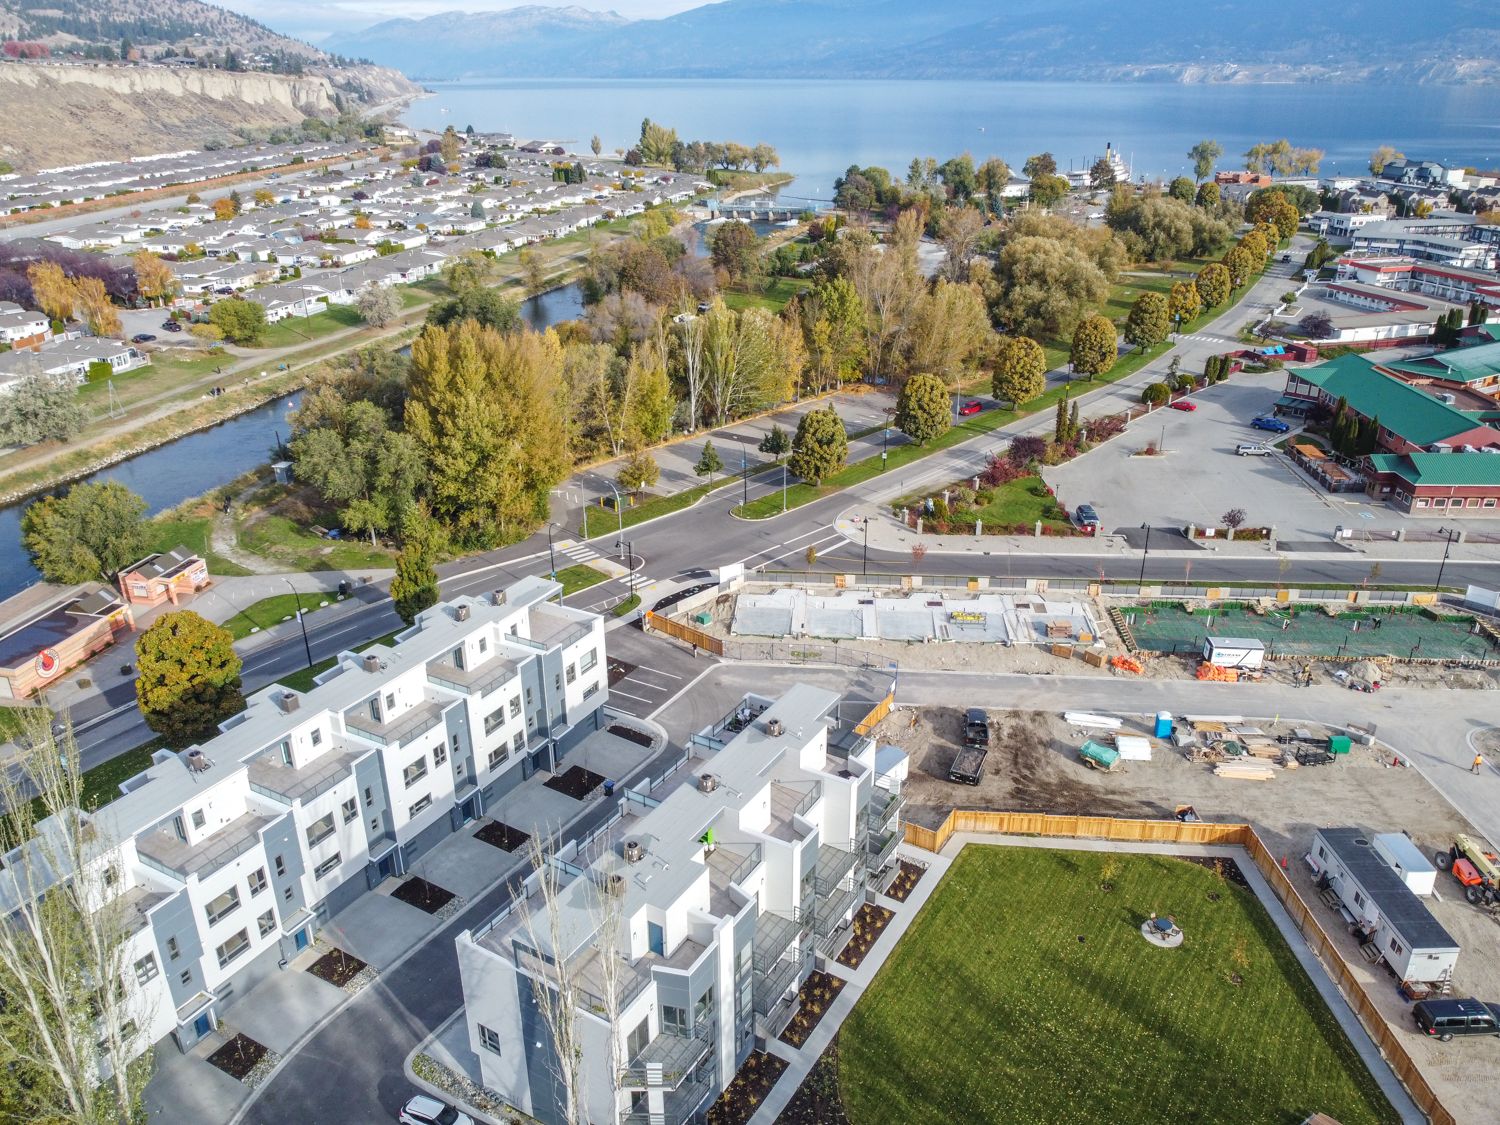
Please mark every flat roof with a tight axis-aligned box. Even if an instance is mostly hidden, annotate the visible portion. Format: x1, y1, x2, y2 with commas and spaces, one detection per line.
1318, 827, 1457, 951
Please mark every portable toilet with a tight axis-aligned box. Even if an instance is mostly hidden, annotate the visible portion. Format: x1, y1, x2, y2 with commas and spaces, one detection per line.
1154, 711, 1173, 738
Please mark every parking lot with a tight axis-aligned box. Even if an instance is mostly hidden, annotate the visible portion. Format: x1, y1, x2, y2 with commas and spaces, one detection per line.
601, 625, 703, 719
1046, 375, 1386, 541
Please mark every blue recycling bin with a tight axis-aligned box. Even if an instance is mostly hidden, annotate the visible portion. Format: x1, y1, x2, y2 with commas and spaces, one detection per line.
1153, 711, 1173, 738
603, 780, 616, 797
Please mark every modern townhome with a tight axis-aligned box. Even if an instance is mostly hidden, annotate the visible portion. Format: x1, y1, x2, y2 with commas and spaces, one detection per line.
0, 578, 606, 1067
454, 681, 906, 1125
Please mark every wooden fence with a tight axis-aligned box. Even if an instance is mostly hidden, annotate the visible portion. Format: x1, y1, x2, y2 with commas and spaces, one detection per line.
642, 611, 723, 656
901, 810, 1453, 1125
853, 690, 894, 737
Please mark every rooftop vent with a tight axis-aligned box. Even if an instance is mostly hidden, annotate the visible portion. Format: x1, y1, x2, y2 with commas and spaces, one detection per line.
455, 604, 471, 622
698, 773, 720, 794
765, 718, 784, 737
362, 654, 381, 673
606, 872, 628, 898
492, 589, 507, 607
185, 750, 211, 773
623, 839, 645, 864
278, 692, 300, 714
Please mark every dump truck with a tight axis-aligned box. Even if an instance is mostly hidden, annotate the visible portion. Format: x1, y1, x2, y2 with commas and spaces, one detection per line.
948, 744, 987, 785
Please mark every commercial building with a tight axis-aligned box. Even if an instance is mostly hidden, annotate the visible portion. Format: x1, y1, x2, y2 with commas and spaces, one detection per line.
454, 681, 906, 1125
0, 579, 606, 1064
1334, 255, 1500, 313
0, 583, 134, 700
115, 546, 212, 608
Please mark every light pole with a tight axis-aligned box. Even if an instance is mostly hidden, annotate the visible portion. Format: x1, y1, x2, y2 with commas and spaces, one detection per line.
862, 518, 870, 576
741, 442, 749, 511
1137, 523, 1153, 588
597, 476, 625, 553
782, 463, 788, 513
281, 578, 314, 670
1435, 526, 1459, 592
546, 522, 557, 579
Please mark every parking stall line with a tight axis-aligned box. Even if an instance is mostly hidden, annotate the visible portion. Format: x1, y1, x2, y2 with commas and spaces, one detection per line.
607, 686, 656, 704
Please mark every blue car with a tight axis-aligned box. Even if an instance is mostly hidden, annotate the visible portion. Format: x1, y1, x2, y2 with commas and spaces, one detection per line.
1251, 416, 1290, 433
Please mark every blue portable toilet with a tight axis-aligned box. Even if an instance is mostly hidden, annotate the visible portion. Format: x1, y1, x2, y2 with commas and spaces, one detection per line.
1153, 711, 1173, 738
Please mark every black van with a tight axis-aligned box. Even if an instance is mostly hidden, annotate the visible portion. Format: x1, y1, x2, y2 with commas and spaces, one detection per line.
1412, 997, 1500, 1041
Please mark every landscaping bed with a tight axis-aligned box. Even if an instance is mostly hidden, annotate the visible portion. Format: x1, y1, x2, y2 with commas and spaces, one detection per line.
778, 970, 847, 1049
305, 947, 368, 988
544, 764, 606, 800
607, 722, 654, 749
835, 903, 894, 970
206, 1033, 268, 1081
705, 1049, 788, 1125
837, 847, 1399, 1124
883, 860, 925, 903
391, 875, 456, 915
474, 820, 530, 852
778, 1038, 850, 1125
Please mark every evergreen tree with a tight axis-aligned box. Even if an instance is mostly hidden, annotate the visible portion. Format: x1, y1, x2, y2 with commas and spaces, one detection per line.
1068, 400, 1081, 442
694, 440, 723, 483
1054, 393, 1069, 443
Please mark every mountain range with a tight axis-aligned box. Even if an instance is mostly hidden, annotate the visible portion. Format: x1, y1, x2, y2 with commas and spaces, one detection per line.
325, 0, 1500, 84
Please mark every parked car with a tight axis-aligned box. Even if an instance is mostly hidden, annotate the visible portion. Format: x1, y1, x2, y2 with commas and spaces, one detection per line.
963, 708, 990, 748
1168, 400, 1196, 412
1072, 503, 1102, 533
1251, 416, 1291, 433
1412, 997, 1500, 1042
958, 399, 984, 416
1235, 443, 1273, 457
399, 1095, 473, 1125
161, 320, 183, 332
131, 333, 156, 343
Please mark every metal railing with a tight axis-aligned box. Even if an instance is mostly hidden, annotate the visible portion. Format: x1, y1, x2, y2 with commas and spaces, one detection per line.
793, 782, 822, 819
753, 953, 802, 1016
135, 850, 184, 883
867, 828, 899, 873
866, 789, 905, 830
248, 769, 348, 807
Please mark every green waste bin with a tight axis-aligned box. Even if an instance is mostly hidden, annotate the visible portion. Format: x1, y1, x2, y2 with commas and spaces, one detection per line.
693, 611, 712, 626
1328, 735, 1352, 755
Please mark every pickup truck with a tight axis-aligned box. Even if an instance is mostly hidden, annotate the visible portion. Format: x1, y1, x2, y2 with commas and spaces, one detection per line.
949, 745, 987, 785
963, 708, 990, 747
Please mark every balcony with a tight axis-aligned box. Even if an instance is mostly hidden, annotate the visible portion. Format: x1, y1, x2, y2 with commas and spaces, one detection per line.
867, 828, 899, 874
622, 1021, 714, 1089
136, 812, 274, 880
425, 651, 518, 697
247, 747, 358, 805
865, 788, 905, 831
705, 843, 760, 916
766, 781, 819, 842
813, 843, 859, 896
814, 884, 860, 940
345, 696, 447, 748
753, 951, 803, 1016
753, 908, 805, 971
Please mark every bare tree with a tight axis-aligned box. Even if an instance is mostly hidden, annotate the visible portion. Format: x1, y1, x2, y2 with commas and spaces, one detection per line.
674, 302, 707, 430
586, 863, 627, 1122
936, 205, 985, 282
0, 714, 153, 1123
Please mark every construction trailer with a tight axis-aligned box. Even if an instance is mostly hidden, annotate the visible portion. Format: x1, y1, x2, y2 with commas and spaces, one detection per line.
1308, 827, 1459, 988
1372, 832, 1437, 897
1202, 636, 1266, 669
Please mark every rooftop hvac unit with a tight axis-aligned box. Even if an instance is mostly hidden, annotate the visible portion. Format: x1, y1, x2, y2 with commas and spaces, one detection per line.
623, 839, 645, 864
455, 604, 471, 622
1437, 393, 1457, 405
698, 773, 720, 794
362, 654, 381, 673
765, 718, 784, 737
278, 692, 300, 713
607, 873, 628, 898
185, 750, 210, 773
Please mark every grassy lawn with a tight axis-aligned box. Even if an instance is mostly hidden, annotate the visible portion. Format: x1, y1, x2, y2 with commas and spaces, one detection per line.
257, 304, 365, 349
76, 349, 228, 413
553, 563, 608, 597
722, 276, 813, 313
239, 515, 394, 572
75, 740, 163, 813
968, 475, 1070, 531
145, 513, 253, 577
0, 705, 49, 742
840, 848, 1397, 1125
223, 592, 335, 641
611, 593, 641, 617
277, 630, 403, 694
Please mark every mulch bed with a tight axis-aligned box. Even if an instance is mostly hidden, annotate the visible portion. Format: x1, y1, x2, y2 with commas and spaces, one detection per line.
883, 860, 925, 903
544, 764, 605, 800
778, 970, 847, 1049
705, 1049, 788, 1125
474, 820, 530, 852
306, 947, 368, 988
391, 875, 455, 915
1177, 854, 1251, 890
777, 1037, 850, 1125
607, 722, 654, 748
835, 903, 895, 970
206, 1033, 268, 1081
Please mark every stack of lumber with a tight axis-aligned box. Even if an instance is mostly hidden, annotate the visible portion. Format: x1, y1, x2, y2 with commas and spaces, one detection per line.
1214, 759, 1277, 781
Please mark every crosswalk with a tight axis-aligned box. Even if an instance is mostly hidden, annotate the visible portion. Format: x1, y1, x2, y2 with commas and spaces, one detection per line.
558, 540, 655, 607
1178, 333, 1230, 344
560, 542, 600, 565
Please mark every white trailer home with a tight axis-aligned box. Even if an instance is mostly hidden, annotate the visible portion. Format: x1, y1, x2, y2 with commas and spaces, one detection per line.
1308, 827, 1459, 987
1372, 832, 1437, 897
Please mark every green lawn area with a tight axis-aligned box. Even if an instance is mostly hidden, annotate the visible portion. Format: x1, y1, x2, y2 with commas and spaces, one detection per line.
968, 475, 1070, 531
276, 630, 403, 694
0, 705, 49, 742
145, 513, 253, 577
722, 276, 813, 313
840, 847, 1397, 1125
223, 592, 336, 641
257, 304, 365, 349
554, 563, 608, 597
611, 593, 641, 617
239, 515, 394, 572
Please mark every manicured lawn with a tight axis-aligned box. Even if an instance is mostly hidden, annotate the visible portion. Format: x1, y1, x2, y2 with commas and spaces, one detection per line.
611, 593, 641, 617
145, 513, 253, 577
967, 475, 1069, 531
223, 592, 335, 641
839, 848, 1397, 1125
277, 630, 403, 694
723, 276, 813, 313
257, 304, 365, 349
239, 515, 394, 572
553, 563, 608, 597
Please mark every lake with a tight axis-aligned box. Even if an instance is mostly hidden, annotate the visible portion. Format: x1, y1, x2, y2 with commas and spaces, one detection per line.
405, 78, 1500, 203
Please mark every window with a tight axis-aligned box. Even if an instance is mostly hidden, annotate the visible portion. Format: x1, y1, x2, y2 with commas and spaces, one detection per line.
555, 672, 562, 692
1354, 891, 1365, 908
134, 953, 159, 985
478, 1024, 502, 1055
364, 786, 374, 807
205, 887, 240, 926
525, 688, 533, 708
215, 929, 250, 969
434, 741, 447, 767
512, 732, 524, 754
306, 813, 336, 847
368, 698, 381, 722
403, 757, 428, 788
191, 809, 206, 830
310, 728, 323, 747
284, 886, 294, 902
371, 817, 381, 832
385, 693, 395, 712
566, 663, 576, 684
1390, 937, 1404, 956
583, 682, 599, 700
488, 747, 507, 772
508, 696, 521, 718
1485, 498, 1497, 508
248, 867, 267, 896
180, 969, 193, 986
279, 739, 293, 765
313, 853, 341, 879
341, 797, 358, 823
478, 636, 488, 655
409, 795, 432, 818
102, 864, 118, 886
627, 1017, 649, 1059
451, 733, 461, 759
258, 910, 276, 938
1434, 497, 1448, 508
166, 936, 180, 961
452, 646, 466, 671
580, 648, 597, 673
274, 854, 286, 877
484, 707, 505, 735
661, 1004, 688, 1035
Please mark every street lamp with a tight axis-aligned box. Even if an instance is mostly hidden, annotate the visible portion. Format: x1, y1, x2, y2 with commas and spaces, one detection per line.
546, 522, 557, 579
597, 476, 625, 552
862, 518, 870, 576
281, 578, 314, 670
782, 462, 788, 514
1137, 523, 1153, 588
1434, 526, 1460, 592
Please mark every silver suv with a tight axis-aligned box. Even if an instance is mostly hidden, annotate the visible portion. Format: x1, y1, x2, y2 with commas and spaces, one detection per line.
1235, 443, 1273, 457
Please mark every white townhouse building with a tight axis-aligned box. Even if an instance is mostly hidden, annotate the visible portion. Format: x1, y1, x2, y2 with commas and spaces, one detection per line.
455, 682, 906, 1125
0, 300, 50, 345
0, 579, 606, 1067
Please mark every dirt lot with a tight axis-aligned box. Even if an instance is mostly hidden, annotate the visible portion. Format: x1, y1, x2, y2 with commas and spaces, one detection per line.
877, 703, 1500, 1125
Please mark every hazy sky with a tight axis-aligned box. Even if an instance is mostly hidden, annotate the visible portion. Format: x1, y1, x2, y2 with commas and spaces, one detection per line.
219, 0, 703, 42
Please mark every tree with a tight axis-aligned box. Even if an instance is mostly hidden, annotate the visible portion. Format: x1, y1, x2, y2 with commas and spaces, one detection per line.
440, 250, 497, 294
617, 451, 659, 492
1188, 139, 1223, 183
0, 371, 87, 447
439, 125, 461, 163
428, 286, 520, 334
758, 423, 791, 461
694, 440, 723, 483
895, 372, 951, 446
0, 715, 153, 1124
1089, 157, 1117, 191
519, 248, 547, 297
253, 188, 275, 207
903, 280, 992, 381
799, 276, 866, 391
1054, 393, 1069, 443
22, 481, 149, 583
1023, 153, 1058, 180
1369, 145, 1404, 175
590, 134, 602, 156
934, 206, 985, 282
208, 297, 266, 345
709, 221, 759, 286
189, 322, 224, 344
751, 143, 780, 172
1141, 382, 1171, 406
638, 118, 679, 166
1124, 291, 1171, 351
132, 250, 178, 306
356, 284, 402, 327
1221, 508, 1247, 532
1299, 312, 1335, 339
135, 611, 244, 746
27, 261, 74, 324
788, 407, 847, 485
1028, 173, 1070, 209
1070, 315, 1118, 380
390, 540, 440, 625
975, 157, 1012, 214
71, 276, 121, 337
1195, 181, 1221, 209
624, 340, 675, 447
1247, 189, 1300, 241
1223, 242, 1258, 289
1244, 139, 1324, 176
1167, 280, 1202, 329
992, 235, 1109, 339
211, 196, 237, 221
1196, 262, 1231, 308
992, 334, 1047, 408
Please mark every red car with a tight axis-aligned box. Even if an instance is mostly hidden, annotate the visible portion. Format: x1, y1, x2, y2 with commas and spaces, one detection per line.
958, 400, 984, 416
1168, 400, 1197, 412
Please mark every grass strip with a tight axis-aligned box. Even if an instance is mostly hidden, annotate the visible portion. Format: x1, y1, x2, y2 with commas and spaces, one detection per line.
224, 592, 335, 641
611, 593, 641, 617
554, 564, 608, 596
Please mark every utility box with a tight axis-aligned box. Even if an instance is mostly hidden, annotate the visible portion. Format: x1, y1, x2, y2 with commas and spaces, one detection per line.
1329, 735, 1352, 755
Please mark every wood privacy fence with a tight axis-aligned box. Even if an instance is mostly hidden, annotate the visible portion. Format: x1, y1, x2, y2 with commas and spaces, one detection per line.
903, 810, 1453, 1125
642, 611, 723, 656
853, 689, 894, 737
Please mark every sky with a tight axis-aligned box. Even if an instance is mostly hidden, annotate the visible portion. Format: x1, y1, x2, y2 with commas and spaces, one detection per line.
217, 0, 703, 42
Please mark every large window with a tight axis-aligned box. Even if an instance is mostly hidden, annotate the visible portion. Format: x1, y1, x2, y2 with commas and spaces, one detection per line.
341, 797, 358, 824
409, 795, 432, 818
479, 1024, 502, 1055
580, 648, 597, 673
403, 757, 428, 789
508, 695, 522, 719
306, 813, 335, 848
661, 1004, 688, 1036
134, 954, 159, 985
484, 707, 505, 735
258, 910, 276, 938
313, 853, 341, 880
487, 747, 507, 772
248, 867, 268, 896
433, 741, 447, 766
204, 886, 240, 926
216, 929, 250, 969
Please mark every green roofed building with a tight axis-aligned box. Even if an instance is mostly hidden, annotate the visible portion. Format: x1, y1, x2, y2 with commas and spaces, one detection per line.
1381, 338, 1500, 394
1365, 451, 1500, 514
